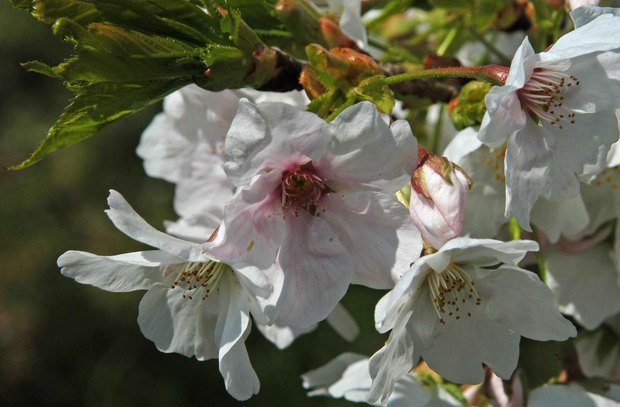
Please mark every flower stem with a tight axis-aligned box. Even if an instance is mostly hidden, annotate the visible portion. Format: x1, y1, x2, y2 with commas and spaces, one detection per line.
382, 65, 509, 87
509, 217, 521, 241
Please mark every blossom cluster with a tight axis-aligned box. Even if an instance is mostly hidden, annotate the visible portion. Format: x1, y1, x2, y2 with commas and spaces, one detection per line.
25, 1, 620, 405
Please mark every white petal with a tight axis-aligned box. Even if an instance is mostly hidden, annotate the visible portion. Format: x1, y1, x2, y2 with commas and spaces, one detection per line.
255, 320, 316, 350
545, 13, 620, 60
409, 166, 468, 249
326, 303, 360, 342
302, 353, 371, 402
172, 140, 233, 225
440, 237, 539, 267
58, 250, 171, 292
164, 218, 215, 242
322, 192, 415, 289
137, 86, 237, 182
322, 102, 417, 194
217, 274, 260, 401
137, 284, 219, 360
530, 195, 589, 243
368, 321, 419, 404
387, 374, 433, 407
477, 265, 577, 340
576, 328, 620, 381
337, 0, 368, 48
208, 171, 285, 269
105, 190, 205, 262
546, 245, 620, 330
224, 100, 330, 186
374, 264, 428, 333
571, 6, 620, 28
478, 38, 536, 146
137, 113, 192, 183
420, 305, 520, 383
275, 213, 354, 328
444, 129, 507, 238
504, 121, 554, 230
529, 385, 620, 407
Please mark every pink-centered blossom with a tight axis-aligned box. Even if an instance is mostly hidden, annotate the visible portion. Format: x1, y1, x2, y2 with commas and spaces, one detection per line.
137, 85, 362, 346
209, 100, 422, 328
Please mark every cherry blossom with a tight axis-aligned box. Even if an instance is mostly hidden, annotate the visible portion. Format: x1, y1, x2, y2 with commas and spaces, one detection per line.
58, 191, 273, 401
478, 8, 620, 229
367, 237, 576, 404
210, 100, 421, 328
137, 85, 308, 238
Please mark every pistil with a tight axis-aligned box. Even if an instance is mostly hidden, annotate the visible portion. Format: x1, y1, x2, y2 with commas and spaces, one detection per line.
281, 161, 331, 216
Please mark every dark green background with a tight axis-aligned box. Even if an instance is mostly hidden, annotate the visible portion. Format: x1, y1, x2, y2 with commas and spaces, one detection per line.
0, 2, 386, 405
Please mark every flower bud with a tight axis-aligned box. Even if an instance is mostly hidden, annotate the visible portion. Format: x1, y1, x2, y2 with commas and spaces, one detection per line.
410, 148, 472, 249
448, 81, 492, 130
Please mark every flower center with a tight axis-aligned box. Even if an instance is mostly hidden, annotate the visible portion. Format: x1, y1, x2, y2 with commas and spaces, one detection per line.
165, 261, 230, 300
427, 263, 481, 324
281, 161, 331, 216
518, 64, 580, 129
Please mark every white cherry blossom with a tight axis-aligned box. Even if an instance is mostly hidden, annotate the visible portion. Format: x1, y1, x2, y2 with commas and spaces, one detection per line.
367, 237, 576, 404
478, 8, 620, 229
57, 191, 273, 401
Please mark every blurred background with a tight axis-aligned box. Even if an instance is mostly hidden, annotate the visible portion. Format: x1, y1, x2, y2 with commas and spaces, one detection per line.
0, 2, 386, 405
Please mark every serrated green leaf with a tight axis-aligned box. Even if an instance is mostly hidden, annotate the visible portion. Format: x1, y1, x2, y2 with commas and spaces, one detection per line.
47, 20, 203, 83
32, 0, 101, 26
21, 60, 61, 79
10, 79, 188, 170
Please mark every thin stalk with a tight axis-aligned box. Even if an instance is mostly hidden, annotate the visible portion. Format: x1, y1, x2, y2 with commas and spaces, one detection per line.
381, 65, 508, 87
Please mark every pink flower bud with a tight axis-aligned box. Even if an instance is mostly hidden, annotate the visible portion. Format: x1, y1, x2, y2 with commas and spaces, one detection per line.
409, 153, 472, 249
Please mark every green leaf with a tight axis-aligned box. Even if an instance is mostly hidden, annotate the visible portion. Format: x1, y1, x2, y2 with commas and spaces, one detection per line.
60, 24, 200, 82
9, 79, 188, 170
31, 0, 102, 26
11, 0, 301, 168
